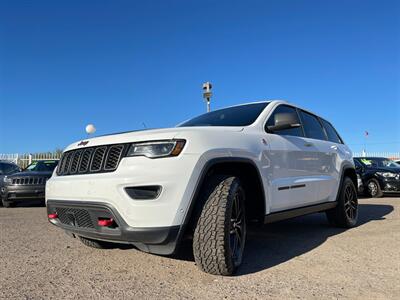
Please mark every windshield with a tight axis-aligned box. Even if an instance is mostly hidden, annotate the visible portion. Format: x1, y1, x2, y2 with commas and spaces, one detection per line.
25, 160, 58, 172
358, 158, 400, 169
178, 102, 270, 127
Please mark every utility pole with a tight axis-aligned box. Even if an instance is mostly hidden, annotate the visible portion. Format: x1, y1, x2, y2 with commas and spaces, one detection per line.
202, 82, 212, 112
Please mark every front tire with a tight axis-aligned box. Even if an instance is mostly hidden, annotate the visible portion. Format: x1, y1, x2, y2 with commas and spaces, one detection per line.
193, 176, 246, 276
366, 178, 383, 198
326, 177, 358, 228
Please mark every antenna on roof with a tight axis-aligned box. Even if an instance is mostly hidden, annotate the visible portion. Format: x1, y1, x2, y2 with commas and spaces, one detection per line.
202, 82, 212, 112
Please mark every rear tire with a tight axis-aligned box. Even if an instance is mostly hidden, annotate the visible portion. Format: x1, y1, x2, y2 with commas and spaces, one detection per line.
193, 175, 246, 276
366, 178, 383, 198
78, 236, 114, 249
326, 177, 358, 228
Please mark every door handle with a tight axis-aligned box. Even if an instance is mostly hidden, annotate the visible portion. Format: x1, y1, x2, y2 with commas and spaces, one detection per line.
304, 143, 313, 147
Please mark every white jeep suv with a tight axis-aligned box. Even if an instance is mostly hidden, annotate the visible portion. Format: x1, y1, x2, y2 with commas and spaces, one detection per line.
46, 100, 358, 275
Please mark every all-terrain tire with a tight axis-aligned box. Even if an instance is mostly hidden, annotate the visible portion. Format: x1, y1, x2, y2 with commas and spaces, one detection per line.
78, 236, 114, 249
193, 175, 246, 276
366, 178, 383, 198
326, 177, 358, 228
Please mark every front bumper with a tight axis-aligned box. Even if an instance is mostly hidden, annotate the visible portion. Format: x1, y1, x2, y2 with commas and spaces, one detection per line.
46, 153, 202, 228
47, 200, 180, 255
1, 185, 46, 201
381, 178, 400, 192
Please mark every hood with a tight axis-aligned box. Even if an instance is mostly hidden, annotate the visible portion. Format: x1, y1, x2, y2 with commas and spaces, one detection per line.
64, 126, 244, 151
8, 171, 53, 178
367, 166, 400, 173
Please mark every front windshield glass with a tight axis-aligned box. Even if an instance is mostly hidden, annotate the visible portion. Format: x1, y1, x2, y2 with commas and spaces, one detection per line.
178, 102, 270, 127
358, 158, 400, 169
25, 160, 58, 172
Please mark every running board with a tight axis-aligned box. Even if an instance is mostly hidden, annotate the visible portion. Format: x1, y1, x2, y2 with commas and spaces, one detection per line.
264, 202, 337, 224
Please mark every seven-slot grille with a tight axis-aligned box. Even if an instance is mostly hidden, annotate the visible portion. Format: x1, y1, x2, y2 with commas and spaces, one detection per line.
57, 144, 126, 176
11, 177, 46, 185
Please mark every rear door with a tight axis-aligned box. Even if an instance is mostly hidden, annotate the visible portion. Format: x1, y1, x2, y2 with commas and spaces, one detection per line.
297, 110, 340, 203
319, 118, 348, 200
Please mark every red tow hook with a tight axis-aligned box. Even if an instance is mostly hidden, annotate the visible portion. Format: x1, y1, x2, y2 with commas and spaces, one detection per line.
98, 218, 114, 227
48, 213, 58, 219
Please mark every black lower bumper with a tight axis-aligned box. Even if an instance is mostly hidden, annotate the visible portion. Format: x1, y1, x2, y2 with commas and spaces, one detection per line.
1, 185, 45, 201
46, 200, 180, 255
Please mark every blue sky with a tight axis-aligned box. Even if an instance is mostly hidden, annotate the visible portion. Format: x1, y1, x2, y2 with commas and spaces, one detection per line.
0, 0, 399, 154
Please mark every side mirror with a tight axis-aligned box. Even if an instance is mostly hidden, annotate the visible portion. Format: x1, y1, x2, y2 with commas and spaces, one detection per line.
267, 112, 301, 132
355, 165, 364, 172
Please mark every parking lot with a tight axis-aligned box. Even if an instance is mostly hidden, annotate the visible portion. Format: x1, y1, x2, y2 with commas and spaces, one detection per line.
0, 196, 399, 299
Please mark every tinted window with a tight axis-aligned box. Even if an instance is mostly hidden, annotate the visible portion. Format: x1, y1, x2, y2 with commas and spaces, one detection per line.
354, 159, 363, 169
321, 119, 342, 144
0, 163, 7, 174
357, 157, 400, 169
25, 161, 58, 172
299, 111, 326, 140
0, 163, 19, 175
179, 102, 270, 127
265, 105, 303, 137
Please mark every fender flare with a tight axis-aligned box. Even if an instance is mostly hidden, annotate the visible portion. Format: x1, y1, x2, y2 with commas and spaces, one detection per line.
173, 157, 265, 250
337, 163, 357, 201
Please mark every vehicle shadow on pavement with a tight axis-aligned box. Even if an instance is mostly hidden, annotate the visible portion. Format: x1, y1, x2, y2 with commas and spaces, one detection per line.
237, 203, 394, 275
174, 203, 394, 275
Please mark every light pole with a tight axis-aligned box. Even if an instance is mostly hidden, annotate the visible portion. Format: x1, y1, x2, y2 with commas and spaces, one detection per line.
202, 82, 212, 112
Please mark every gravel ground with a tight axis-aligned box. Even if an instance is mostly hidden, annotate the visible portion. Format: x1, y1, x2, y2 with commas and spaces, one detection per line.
0, 196, 399, 299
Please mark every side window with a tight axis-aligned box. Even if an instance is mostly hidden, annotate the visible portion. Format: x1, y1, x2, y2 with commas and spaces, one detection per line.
354, 159, 362, 169
1, 163, 17, 175
265, 105, 303, 137
298, 110, 327, 140
321, 119, 342, 144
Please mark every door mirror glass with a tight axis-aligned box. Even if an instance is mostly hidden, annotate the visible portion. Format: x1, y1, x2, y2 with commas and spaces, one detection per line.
267, 112, 301, 132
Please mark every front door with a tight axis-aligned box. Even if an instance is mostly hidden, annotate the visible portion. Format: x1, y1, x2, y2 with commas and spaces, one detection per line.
264, 105, 335, 212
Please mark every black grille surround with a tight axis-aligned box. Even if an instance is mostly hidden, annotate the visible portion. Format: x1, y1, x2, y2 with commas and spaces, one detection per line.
57, 143, 128, 176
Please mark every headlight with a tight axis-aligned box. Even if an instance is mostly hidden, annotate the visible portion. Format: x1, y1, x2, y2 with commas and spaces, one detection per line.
127, 140, 186, 158
376, 172, 397, 178
3, 176, 12, 184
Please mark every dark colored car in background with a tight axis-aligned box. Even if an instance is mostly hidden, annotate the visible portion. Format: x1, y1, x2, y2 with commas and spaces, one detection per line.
354, 157, 400, 197
0, 161, 21, 190
1, 160, 58, 207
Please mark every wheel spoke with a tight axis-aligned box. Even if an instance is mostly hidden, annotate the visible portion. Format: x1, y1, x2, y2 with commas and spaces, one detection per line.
343, 184, 358, 220
229, 189, 246, 264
